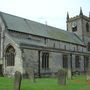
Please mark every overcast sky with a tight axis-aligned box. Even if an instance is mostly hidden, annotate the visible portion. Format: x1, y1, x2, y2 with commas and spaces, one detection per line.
0, 0, 90, 30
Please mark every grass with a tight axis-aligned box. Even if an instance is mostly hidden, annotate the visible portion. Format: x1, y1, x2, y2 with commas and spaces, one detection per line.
0, 75, 90, 90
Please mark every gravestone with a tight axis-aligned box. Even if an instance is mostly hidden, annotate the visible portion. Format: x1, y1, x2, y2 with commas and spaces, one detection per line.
13, 71, 22, 90
86, 57, 90, 81
26, 68, 35, 82
57, 69, 67, 85
86, 70, 90, 81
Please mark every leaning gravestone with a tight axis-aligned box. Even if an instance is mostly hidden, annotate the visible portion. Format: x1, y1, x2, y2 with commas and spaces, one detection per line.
86, 69, 90, 81
57, 69, 67, 85
86, 58, 90, 81
26, 68, 35, 82
13, 71, 22, 90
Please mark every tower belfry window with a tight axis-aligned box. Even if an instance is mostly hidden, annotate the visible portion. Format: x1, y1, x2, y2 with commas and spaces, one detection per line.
72, 22, 77, 32
86, 23, 89, 32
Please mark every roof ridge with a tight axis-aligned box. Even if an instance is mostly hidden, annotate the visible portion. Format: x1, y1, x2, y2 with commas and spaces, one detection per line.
0, 11, 65, 30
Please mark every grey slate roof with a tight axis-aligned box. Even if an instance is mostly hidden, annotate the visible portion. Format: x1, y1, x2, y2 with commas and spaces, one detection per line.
6, 33, 46, 47
0, 12, 84, 45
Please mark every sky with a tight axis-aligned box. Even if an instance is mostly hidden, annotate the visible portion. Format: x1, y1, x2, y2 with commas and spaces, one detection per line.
0, 0, 90, 30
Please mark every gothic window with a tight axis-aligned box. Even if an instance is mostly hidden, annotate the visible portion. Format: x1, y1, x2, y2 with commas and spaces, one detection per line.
70, 54, 72, 69
74, 47, 75, 51
42, 52, 49, 69
75, 55, 80, 68
76, 45, 78, 51
84, 56, 89, 71
64, 45, 66, 50
88, 42, 90, 51
53, 43, 55, 48
86, 23, 89, 32
5, 45, 15, 66
63, 55, 68, 68
44, 38, 47, 44
0, 26, 2, 32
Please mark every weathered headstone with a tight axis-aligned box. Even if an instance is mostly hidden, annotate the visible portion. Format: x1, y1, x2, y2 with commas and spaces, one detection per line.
86, 69, 90, 82
57, 69, 67, 85
13, 71, 22, 90
86, 57, 90, 81
67, 54, 72, 79
26, 68, 35, 82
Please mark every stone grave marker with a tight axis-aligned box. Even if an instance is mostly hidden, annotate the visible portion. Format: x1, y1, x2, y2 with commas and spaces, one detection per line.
86, 59, 90, 81
86, 71, 90, 81
57, 69, 67, 85
13, 71, 22, 90
26, 68, 35, 82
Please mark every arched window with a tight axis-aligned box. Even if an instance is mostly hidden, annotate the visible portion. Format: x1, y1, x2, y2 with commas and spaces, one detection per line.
42, 52, 49, 69
5, 45, 15, 66
63, 54, 68, 69
86, 23, 89, 32
84, 56, 89, 72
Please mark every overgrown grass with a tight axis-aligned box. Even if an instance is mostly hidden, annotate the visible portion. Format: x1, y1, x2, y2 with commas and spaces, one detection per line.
0, 75, 90, 90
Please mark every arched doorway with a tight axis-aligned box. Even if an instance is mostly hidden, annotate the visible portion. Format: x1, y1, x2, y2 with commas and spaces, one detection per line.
5, 45, 15, 66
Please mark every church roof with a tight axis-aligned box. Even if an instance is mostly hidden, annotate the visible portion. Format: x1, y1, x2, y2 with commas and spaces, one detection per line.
5, 33, 46, 48
0, 12, 84, 45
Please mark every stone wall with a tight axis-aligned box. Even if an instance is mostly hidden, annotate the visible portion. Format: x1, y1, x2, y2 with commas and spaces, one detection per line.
3, 33, 87, 76
0, 16, 6, 63
67, 17, 83, 40
0, 14, 88, 77
3, 33, 23, 76
49, 52, 62, 73
8, 30, 86, 53
22, 49, 38, 75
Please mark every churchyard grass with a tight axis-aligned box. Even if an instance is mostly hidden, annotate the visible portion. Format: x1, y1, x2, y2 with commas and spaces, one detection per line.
0, 75, 90, 90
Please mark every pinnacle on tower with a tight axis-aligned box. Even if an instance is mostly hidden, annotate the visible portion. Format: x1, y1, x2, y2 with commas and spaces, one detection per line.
67, 12, 69, 20
79, 7, 83, 16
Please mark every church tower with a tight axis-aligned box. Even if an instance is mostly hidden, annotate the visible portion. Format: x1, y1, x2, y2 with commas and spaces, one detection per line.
66, 8, 90, 51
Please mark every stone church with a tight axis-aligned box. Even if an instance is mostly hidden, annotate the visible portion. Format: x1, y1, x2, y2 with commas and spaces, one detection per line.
0, 8, 90, 77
